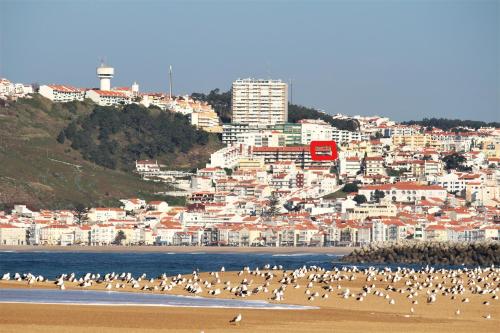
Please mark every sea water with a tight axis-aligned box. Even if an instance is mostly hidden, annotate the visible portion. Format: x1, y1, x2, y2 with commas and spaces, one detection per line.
0, 288, 316, 309
0, 251, 472, 279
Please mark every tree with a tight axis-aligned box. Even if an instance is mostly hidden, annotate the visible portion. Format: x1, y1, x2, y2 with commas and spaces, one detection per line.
372, 189, 385, 203
56, 130, 65, 144
74, 203, 88, 225
113, 230, 126, 245
353, 194, 367, 205
265, 193, 281, 217
402, 118, 500, 131
288, 103, 359, 131
342, 183, 359, 193
61, 103, 212, 171
442, 153, 471, 172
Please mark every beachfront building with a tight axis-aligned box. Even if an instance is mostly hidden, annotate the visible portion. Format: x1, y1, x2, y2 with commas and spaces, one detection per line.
0, 224, 26, 245
90, 224, 116, 245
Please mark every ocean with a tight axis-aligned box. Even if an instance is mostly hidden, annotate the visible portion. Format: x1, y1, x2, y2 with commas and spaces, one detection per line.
0, 251, 472, 279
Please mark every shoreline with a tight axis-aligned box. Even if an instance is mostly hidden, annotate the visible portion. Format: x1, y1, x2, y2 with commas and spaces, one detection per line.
0, 267, 497, 333
0, 245, 354, 255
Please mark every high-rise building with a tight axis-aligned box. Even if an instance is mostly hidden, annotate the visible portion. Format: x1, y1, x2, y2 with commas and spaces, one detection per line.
231, 78, 288, 126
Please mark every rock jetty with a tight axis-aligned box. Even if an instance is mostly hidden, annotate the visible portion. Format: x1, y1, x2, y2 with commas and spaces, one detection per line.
342, 241, 500, 266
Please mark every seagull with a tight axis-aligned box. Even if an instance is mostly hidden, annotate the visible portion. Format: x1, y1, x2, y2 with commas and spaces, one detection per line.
229, 313, 242, 325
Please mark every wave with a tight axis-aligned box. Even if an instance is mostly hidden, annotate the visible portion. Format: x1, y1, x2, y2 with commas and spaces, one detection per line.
272, 253, 318, 257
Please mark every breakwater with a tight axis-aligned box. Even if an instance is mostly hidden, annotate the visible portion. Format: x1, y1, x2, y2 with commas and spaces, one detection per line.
342, 241, 500, 266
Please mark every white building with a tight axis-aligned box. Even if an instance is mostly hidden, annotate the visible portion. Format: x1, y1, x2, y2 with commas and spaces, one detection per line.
340, 156, 361, 177
87, 208, 126, 223
235, 130, 286, 147
209, 145, 248, 169
39, 85, 85, 102
359, 183, 447, 203
0, 224, 26, 245
332, 129, 365, 144
90, 224, 116, 245
299, 119, 333, 145
232, 79, 288, 126
135, 160, 161, 176
86, 89, 130, 106
0, 78, 33, 99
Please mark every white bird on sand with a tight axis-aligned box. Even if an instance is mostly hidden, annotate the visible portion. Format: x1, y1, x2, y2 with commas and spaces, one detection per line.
229, 313, 242, 325
455, 309, 460, 315
484, 314, 491, 319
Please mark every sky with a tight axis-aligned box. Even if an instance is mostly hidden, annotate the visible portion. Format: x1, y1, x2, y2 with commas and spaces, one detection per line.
0, 0, 498, 121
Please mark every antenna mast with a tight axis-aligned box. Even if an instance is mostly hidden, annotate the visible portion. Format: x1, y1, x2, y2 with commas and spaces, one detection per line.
169, 65, 173, 98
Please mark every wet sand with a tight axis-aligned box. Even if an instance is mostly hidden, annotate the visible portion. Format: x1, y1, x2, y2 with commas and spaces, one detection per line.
0, 245, 354, 254
1, 268, 498, 332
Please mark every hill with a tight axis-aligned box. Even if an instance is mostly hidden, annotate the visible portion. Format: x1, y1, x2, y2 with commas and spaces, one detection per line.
59, 103, 222, 171
403, 118, 500, 131
0, 95, 220, 210
288, 104, 359, 131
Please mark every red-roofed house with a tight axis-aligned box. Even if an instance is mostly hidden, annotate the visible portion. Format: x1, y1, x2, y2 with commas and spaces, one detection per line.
39, 84, 85, 102
86, 89, 130, 106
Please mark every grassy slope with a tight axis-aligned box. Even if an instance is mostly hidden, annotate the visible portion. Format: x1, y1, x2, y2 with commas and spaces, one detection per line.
0, 96, 217, 209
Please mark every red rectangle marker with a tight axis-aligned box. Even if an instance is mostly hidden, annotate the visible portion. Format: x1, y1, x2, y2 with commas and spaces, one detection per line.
310, 141, 338, 161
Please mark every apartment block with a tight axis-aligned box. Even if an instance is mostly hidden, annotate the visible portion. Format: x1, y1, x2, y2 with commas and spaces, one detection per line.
232, 79, 288, 126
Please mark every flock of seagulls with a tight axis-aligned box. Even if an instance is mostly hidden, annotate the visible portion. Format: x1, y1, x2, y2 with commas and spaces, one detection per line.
2, 264, 499, 324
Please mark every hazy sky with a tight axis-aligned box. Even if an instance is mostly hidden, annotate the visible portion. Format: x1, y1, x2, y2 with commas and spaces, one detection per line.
1, 0, 498, 121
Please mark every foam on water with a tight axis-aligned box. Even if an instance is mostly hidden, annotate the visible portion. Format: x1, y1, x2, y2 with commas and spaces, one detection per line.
0, 289, 317, 310
272, 253, 318, 257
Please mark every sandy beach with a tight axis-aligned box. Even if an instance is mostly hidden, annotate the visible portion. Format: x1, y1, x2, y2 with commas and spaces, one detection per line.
1, 267, 498, 333
0, 245, 355, 255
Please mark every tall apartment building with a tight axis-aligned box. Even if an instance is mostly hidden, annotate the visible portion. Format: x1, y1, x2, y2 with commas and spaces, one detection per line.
232, 79, 288, 126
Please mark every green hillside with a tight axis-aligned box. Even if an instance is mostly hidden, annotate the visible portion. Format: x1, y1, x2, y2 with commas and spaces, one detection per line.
60, 103, 221, 171
0, 95, 220, 210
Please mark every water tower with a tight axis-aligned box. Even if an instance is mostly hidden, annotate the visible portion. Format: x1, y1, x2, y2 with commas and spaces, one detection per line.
96, 62, 114, 91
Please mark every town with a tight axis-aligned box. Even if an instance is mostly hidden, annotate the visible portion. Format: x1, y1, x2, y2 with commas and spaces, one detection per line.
0, 63, 499, 248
